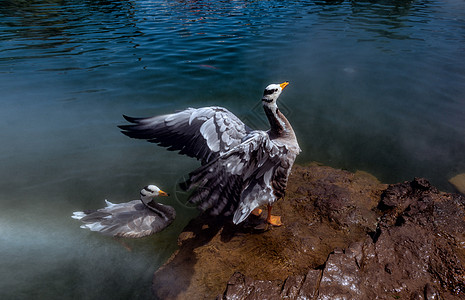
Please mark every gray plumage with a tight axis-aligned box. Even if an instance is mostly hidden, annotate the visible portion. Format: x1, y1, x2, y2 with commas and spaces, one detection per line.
119, 82, 300, 224
72, 185, 175, 238
120, 107, 251, 165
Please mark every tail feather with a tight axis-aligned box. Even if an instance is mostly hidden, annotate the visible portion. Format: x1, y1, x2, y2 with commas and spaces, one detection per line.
71, 211, 86, 220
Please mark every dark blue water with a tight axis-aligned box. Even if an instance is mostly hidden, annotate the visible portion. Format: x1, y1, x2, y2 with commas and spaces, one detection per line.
1, 0, 465, 298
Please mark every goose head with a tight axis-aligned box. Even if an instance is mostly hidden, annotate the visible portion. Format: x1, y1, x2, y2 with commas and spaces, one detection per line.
139, 185, 169, 205
261, 81, 289, 106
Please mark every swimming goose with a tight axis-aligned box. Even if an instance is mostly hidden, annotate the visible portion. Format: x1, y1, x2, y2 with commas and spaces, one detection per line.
119, 82, 300, 226
72, 185, 175, 238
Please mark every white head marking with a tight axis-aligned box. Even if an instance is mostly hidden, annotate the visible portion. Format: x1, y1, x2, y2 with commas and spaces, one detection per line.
261, 83, 284, 106
140, 185, 161, 204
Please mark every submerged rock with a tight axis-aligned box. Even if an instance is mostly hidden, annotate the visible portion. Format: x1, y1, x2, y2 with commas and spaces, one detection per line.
449, 173, 465, 195
152, 163, 465, 300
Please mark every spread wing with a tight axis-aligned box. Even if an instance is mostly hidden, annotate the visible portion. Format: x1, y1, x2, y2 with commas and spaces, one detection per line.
184, 131, 296, 224
72, 200, 176, 238
118, 106, 252, 164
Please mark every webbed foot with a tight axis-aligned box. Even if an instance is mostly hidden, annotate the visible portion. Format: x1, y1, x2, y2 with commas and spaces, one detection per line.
266, 215, 283, 226
251, 208, 263, 216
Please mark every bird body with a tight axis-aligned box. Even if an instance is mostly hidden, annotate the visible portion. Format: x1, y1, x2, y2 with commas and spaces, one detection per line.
72, 185, 175, 238
119, 82, 300, 225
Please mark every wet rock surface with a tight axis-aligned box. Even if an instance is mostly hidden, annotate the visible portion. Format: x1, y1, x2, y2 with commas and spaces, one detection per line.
449, 173, 465, 195
152, 163, 465, 300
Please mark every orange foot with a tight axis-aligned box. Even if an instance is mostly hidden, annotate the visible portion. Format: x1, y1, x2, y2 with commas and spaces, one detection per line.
251, 208, 263, 216
267, 215, 283, 226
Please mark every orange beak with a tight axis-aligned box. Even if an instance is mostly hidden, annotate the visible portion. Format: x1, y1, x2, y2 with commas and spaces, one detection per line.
158, 190, 169, 196
280, 81, 289, 89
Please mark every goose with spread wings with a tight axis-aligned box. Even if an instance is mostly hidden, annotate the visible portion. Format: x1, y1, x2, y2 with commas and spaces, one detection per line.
119, 82, 300, 226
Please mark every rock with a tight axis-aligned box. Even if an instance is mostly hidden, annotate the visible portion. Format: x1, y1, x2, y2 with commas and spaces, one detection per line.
317, 245, 364, 299
280, 274, 304, 299
218, 270, 322, 300
152, 163, 384, 299
312, 178, 465, 299
220, 272, 283, 300
449, 173, 465, 195
152, 164, 465, 300
297, 269, 321, 299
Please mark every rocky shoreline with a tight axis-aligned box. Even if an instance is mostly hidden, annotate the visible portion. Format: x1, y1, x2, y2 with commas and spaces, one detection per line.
152, 163, 465, 299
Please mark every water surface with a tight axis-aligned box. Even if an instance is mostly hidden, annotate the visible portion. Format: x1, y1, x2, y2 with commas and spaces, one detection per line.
1, 0, 465, 298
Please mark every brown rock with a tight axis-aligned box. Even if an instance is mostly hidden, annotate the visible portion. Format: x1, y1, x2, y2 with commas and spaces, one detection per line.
280, 274, 304, 299
317, 246, 364, 299
449, 173, 465, 195
220, 272, 283, 300
310, 179, 465, 299
297, 269, 321, 299
152, 164, 465, 300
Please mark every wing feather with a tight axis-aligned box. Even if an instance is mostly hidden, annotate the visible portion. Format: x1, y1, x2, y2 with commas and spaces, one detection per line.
72, 200, 175, 238
119, 107, 251, 164
183, 131, 296, 224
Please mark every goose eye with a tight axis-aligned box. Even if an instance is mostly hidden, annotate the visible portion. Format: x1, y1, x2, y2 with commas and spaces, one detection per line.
263, 89, 275, 96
